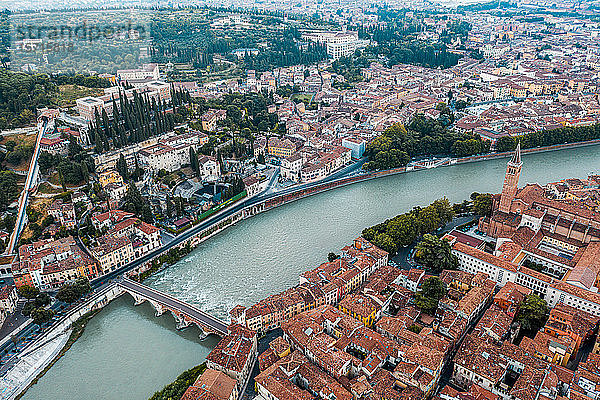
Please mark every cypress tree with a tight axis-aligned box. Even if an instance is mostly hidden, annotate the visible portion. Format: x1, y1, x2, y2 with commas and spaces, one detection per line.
116, 154, 128, 179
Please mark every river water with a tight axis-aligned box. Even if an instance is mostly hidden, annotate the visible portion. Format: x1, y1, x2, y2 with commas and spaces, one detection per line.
21, 145, 600, 400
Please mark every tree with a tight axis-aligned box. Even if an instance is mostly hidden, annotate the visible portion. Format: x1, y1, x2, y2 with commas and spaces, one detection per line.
55, 285, 80, 303
455, 99, 468, 110
116, 154, 129, 180
131, 157, 145, 181
31, 307, 54, 326
166, 196, 174, 218
55, 278, 91, 303
74, 278, 92, 295
226, 105, 242, 124
221, 176, 246, 202
58, 169, 67, 191
414, 277, 447, 314
328, 252, 340, 262
0, 171, 20, 211
473, 193, 493, 216
35, 292, 51, 307
17, 285, 39, 300
123, 183, 154, 223
385, 214, 418, 248
22, 301, 36, 316
189, 147, 199, 176
23, 291, 51, 316
517, 294, 549, 332
1, 214, 16, 232
414, 234, 458, 273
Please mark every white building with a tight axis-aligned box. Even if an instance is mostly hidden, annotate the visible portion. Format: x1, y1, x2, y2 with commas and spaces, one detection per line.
117, 63, 160, 82
138, 132, 209, 174
138, 143, 191, 173
281, 153, 303, 182
342, 137, 366, 159
105, 183, 128, 202
452, 242, 600, 317
0, 285, 18, 314
242, 175, 266, 197
301, 30, 368, 60
197, 155, 221, 180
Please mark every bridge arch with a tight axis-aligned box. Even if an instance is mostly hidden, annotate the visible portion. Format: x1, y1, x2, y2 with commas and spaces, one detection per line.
118, 279, 229, 338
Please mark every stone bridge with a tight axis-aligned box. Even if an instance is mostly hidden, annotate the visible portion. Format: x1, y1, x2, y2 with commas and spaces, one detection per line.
118, 279, 228, 337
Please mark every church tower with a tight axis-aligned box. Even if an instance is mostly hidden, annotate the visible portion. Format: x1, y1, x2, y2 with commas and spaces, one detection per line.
498, 142, 522, 214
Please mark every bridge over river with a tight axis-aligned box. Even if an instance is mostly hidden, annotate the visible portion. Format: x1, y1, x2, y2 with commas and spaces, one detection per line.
118, 278, 229, 337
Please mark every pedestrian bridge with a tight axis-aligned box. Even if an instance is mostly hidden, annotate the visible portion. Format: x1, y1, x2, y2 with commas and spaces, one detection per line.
118, 279, 228, 337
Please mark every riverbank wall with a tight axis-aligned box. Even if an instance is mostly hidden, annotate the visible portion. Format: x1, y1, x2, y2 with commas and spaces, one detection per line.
262, 138, 600, 210
126, 205, 258, 280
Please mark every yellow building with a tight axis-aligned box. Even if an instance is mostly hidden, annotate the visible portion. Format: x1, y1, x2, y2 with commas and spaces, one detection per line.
338, 293, 379, 328
90, 235, 134, 274
269, 337, 291, 358
267, 137, 296, 158
521, 331, 575, 367
98, 170, 124, 188
510, 84, 527, 98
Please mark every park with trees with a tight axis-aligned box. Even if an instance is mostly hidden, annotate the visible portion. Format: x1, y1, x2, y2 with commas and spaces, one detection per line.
38, 138, 95, 188
495, 123, 600, 153
362, 198, 455, 255
89, 88, 182, 154
364, 116, 491, 170
150, 11, 330, 74
0, 68, 113, 129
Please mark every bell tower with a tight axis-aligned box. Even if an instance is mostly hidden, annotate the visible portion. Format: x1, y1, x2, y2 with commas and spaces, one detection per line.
498, 142, 522, 214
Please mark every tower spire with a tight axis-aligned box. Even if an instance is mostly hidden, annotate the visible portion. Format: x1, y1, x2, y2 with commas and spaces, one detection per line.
509, 141, 522, 166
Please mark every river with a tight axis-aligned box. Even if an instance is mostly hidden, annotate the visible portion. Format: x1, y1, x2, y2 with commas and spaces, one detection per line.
20, 144, 600, 400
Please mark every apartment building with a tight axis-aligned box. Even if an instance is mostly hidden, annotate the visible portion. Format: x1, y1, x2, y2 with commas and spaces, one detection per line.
201, 109, 227, 131
46, 199, 76, 229
206, 324, 257, 396
12, 237, 99, 290
90, 218, 160, 274
117, 63, 160, 83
